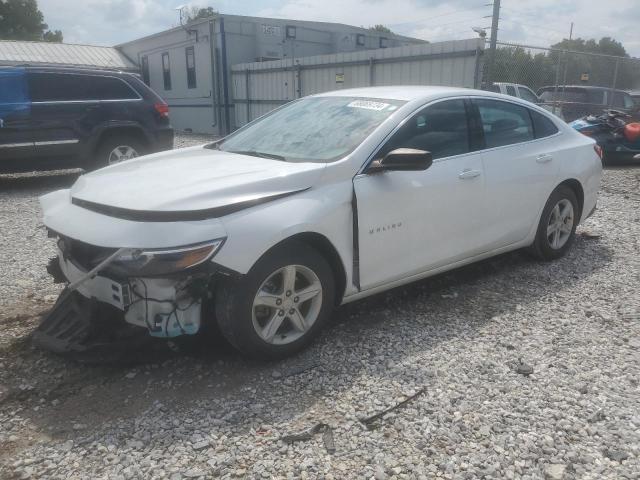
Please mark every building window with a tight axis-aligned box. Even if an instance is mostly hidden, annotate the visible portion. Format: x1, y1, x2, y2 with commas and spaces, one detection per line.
286, 25, 296, 39
162, 52, 171, 90
185, 46, 196, 89
356, 34, 365, 46
141, 55, 150, 85
379, 37, 388, 48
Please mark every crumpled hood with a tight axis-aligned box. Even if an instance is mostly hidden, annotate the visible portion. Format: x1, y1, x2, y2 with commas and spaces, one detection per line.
70, 146, 326, 212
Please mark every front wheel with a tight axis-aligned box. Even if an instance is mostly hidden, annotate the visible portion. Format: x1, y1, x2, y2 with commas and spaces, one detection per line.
530, 185, 579, 260
215, 242, 335, 359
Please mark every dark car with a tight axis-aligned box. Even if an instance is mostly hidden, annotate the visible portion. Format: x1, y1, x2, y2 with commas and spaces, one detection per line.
537, 85, 638, 122
0, 66, 173, 173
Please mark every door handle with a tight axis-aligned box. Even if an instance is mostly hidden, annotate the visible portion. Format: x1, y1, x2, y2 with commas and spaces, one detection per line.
536, 154, 553, 163
0, 118, 4, 128
458, 169, 481, 180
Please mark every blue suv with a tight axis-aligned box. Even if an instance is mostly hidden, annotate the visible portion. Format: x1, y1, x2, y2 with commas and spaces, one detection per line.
0, 66, 174, 173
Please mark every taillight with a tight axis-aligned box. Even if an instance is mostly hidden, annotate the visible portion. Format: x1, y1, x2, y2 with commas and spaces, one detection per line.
594, 145, 603, 160
154, 103, 169, 118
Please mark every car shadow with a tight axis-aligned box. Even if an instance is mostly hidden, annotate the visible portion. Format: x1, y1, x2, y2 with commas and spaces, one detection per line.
8, 233, 614, 442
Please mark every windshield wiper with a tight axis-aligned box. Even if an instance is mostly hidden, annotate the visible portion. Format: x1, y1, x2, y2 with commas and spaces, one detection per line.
228, 150, 286, 161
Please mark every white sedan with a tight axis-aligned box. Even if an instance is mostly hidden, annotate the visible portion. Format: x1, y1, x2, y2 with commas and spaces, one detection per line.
39, 86, 602, 358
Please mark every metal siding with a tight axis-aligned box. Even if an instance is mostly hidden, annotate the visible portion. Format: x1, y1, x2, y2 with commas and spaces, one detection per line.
231, 39, 483, 126
118, 14, 426, 133
0, 40, 136, 70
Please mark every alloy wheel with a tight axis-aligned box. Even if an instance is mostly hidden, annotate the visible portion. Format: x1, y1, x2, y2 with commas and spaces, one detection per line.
252, 264, 323, 345
546, 198, 574, 250
108, 145, 138, 165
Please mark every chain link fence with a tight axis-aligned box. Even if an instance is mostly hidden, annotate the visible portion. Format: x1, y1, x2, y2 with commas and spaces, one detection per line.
482, 41, 640, 121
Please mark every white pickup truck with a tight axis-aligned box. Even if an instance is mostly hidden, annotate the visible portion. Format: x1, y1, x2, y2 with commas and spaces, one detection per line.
486, 82, 541, 104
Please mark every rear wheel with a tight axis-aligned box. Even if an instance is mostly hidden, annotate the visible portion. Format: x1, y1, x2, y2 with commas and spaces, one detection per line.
215, 242, 335, 359
530, 185, 579, 260
92, 135, 147, 170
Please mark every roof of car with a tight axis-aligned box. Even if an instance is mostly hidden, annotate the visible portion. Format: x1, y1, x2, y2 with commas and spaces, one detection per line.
539, 85, 629, 93
314, 85, 487, 101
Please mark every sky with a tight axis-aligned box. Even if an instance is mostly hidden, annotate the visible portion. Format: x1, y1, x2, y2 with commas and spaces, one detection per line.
37, 0, 640, 56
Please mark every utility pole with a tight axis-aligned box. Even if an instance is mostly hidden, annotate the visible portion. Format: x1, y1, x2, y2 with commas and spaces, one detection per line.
485, 0, 501, 86
560, 22, 574, 93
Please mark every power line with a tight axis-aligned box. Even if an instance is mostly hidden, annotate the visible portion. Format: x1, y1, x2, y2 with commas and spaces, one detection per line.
500, 18, 571, 36
387, 5, 488, 27
399, 16, 490, 32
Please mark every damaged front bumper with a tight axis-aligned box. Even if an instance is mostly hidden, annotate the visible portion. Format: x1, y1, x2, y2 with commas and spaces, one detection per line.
37, 239, 218, 355
56, 251, 203, 337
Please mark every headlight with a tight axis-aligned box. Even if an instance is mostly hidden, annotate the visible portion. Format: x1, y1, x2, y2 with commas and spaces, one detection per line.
110, 239, 225, 276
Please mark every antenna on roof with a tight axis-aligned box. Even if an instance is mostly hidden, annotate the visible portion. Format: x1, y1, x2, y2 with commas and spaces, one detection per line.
175, 4, 199, 42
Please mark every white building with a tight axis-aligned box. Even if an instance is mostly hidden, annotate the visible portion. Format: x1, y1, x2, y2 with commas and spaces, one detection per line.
118, 14, 423, 135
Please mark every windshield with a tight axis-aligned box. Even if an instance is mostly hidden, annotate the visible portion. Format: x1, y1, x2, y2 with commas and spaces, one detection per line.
216, 96, 406, 163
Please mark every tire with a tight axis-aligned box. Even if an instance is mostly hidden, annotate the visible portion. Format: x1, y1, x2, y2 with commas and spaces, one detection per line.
92, 134, 147, 170
530, 185, 580, 261
215, 241, 335, 360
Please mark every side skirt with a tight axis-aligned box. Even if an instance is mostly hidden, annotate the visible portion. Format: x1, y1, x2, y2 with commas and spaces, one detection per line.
340, 239, 530, 305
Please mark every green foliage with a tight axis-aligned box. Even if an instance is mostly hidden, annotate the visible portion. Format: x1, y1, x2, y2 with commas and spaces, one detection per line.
42, 29, 63, 42
490, 37, 636, 91
369, 24, 393, 34
186, 6, 218, 23
0, 0, 63, 42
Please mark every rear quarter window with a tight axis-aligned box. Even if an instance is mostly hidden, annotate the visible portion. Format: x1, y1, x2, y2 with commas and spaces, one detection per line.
86, 76, 139, 100
529, 109, 559, 138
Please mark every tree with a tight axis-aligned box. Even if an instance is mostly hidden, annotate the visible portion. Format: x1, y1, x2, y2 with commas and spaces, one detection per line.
186, 6, 217, 23
0, 0, 63, 42
42, 29, 63, 42
550, 37, 634, 89
488, 36, 635, 91
369, 24, 393, 34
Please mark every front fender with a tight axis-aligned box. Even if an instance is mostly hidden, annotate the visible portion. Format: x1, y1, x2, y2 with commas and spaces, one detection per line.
213, 182, 354, 286
86, 121, 149, 153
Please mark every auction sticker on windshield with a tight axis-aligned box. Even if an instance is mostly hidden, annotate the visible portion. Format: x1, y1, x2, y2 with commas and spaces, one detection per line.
347, 100, 391, 111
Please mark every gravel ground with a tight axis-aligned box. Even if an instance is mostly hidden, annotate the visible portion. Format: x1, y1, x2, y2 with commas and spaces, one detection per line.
0, 141, 639, 479
0, 134, 216, 308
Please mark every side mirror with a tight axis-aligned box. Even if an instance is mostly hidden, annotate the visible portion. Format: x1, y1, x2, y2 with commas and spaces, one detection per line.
369, 148, 433, 173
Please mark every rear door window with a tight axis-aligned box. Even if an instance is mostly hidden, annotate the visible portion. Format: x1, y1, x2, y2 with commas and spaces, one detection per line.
587, 90, 605, 105
506, 85, 517, 97
474, 98, 534, 148
28, 72, 90, 102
